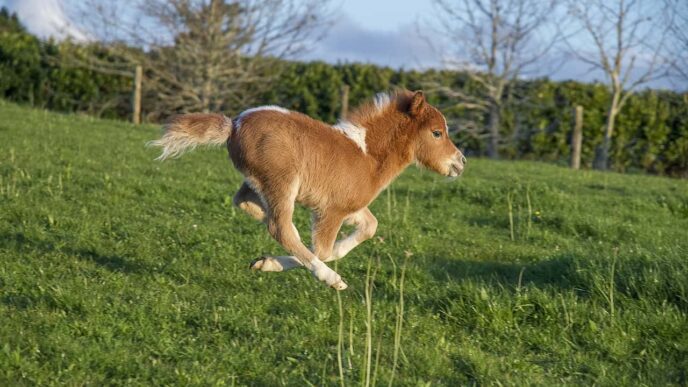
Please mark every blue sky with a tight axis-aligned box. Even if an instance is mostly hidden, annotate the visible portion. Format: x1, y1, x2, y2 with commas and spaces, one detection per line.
335, 0, 432, 32
1, 0, 681, 89
1, 0, 436, 67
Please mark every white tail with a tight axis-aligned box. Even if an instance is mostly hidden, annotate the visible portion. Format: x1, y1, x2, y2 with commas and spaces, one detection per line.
148, 113, 232, 160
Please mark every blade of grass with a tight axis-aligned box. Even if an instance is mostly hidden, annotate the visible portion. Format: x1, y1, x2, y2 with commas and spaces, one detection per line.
389, 252, 408, 387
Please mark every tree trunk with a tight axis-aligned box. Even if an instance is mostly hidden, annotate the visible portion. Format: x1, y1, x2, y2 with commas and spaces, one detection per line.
594, 94, 620, 170
594, 116, 615, 170
486, 101, 501, 159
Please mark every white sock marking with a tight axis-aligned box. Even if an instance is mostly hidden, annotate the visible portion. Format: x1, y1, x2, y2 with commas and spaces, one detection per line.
332, 234, 359, 259
310, 259, 341, 285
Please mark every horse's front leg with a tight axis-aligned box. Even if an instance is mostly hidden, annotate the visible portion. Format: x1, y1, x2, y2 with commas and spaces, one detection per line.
250, 207, 374, 274
325, 207, 378, 262
255, 183, 347, 289
311, 211, 346, 262
250, 210, 345, 272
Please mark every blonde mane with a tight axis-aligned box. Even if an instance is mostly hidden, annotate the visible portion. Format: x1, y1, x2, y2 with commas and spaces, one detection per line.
345, 89, 414, 126
331, 90, 415, 153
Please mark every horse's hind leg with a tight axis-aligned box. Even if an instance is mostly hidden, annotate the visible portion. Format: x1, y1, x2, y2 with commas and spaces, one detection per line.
234, 181, 301, 271
233, 181, 266, 222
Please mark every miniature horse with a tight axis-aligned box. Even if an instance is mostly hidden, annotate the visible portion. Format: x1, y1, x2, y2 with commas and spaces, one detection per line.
150, 90, 466, 290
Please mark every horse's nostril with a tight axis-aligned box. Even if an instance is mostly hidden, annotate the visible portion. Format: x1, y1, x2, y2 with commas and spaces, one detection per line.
461, 155, 467, 165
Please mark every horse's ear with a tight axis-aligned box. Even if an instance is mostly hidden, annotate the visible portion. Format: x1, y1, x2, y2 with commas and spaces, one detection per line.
408, 90, 426, 116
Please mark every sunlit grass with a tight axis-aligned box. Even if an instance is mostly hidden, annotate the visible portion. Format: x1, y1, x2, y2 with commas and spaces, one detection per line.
1, 100, 688, 385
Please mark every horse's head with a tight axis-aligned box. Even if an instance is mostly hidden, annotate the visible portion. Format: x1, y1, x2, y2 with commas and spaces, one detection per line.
407, 91, 465, 177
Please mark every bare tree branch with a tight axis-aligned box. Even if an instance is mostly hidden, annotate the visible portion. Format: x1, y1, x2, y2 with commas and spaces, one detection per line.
565, 0, 672, 170
64, 0, 332, 120
664, 0, 688, 85
428, 0, 562, 158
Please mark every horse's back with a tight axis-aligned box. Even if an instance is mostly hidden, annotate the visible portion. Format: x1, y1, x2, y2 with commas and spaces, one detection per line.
228, 108, 373, 210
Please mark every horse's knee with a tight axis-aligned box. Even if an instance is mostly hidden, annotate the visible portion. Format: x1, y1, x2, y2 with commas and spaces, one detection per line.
315, 245, 335, 262
361, 215, 378, 240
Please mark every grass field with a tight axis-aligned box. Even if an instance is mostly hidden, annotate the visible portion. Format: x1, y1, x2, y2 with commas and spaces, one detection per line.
1, 100, 687, 386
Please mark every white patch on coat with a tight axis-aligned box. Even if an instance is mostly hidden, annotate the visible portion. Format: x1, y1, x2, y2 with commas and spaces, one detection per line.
235, 105, 290, 130
331, 234, 359, 260
332, 120, 367, 153
310, 259, 341, 285
374, 92, 391, 112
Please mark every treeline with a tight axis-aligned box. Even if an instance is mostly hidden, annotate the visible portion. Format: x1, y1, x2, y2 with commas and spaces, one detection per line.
1, 8, 687, 176
0, 9, 132, 119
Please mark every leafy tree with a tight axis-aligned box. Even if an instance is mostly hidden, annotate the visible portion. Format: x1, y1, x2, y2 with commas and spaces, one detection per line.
1, 11, 687, 176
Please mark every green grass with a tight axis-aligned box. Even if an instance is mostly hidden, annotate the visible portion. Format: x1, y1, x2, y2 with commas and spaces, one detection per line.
1, 100, 687, 386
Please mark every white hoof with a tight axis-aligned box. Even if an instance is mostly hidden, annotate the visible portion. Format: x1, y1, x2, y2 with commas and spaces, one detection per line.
331, 280, 348, 290
250, 256, 284, 272
311, 260, 346, 289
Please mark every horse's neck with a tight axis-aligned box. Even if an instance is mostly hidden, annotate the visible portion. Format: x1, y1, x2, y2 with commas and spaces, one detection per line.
364, 117, 415, 192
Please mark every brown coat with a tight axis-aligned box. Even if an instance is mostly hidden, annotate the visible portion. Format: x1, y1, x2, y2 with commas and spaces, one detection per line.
150, 90, 466, 289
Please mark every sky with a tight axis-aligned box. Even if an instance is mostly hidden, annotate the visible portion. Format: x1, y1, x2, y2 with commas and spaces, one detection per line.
309, 0, 438, 67
1, 0, 86, 40
0, 0, 681, 89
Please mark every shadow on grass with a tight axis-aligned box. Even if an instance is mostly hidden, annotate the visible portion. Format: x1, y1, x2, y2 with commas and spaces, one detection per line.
426, 253, 581, 292
70, 248, 152, 274
0, 231, 154, 275
425, 252, 688, 313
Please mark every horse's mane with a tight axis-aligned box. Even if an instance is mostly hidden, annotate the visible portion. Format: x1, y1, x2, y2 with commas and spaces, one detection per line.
330, 89, 417, 154
345, 89, 415, 126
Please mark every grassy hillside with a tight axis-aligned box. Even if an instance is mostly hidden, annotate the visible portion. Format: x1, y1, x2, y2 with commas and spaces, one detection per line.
1, 100, 687, 386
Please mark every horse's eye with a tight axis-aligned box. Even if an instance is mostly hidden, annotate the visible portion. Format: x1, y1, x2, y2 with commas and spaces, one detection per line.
432, 130, 442, 138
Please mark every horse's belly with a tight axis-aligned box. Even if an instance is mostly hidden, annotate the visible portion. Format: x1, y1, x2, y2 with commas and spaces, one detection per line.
296, 181, 372, 214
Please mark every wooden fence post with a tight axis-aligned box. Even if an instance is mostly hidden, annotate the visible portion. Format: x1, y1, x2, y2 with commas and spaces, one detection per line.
132, 65, 143, 125
570, 105, 583, 169
340, 84, 350, 119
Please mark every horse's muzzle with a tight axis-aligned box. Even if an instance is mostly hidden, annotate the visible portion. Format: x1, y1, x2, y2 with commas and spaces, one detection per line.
447, 154, 466, 177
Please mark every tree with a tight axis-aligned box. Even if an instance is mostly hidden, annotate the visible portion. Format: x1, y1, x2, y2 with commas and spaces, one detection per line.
665, 0, 688, 86
0, 6, 25, 34
566, 0, 671, 170
429, 0, 561, 158
67, 0, 331, 120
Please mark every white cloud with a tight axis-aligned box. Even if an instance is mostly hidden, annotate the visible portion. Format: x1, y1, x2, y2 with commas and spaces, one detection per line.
1, 0, 87, 41
301, 14, 440, 70
2, 0, 681, 89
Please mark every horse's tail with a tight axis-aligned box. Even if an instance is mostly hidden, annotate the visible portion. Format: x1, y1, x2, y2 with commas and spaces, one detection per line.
148, 113, 233, 160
